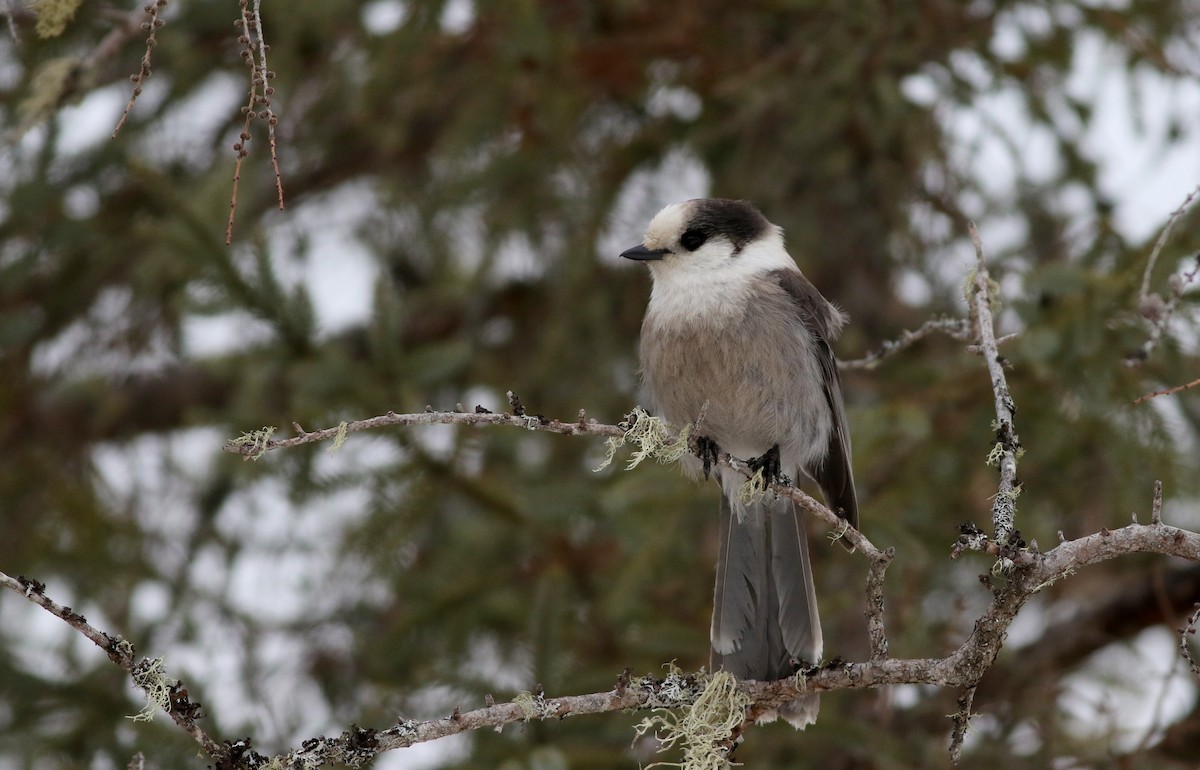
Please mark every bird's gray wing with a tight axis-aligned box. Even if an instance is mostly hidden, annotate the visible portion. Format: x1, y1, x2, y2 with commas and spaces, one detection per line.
770, 269, 859, 532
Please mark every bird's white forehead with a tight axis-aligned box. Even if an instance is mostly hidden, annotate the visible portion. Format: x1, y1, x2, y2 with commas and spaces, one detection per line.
642, 201, 693, 250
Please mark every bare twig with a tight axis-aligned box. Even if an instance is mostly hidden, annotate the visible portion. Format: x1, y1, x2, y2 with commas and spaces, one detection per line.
969, 222, 1022, 549
965, 332, 1020, 354
839, 317, 973, 371
111, 1, 167, 138
226, 0, 284, 244
1133, 375, 1200, 405
1127, 250, 1200, 365
1126, 181, 1200, 365
1139, 185, 1200, 301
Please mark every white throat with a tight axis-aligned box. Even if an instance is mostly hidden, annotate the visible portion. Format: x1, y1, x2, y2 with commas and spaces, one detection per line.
646, 232, 796, 326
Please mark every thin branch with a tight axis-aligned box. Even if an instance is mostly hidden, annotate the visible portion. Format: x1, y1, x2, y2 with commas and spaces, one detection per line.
1126, 180, 1200, 366
1181, 602, 1200, 679
251, 0, 283, 210
1127, 250, 1200, 365
111, 1, 168, 138
839, 317, 973, 371
226, 0, 284, 244
1133, 375, 1200, 405
965, 332, 1020, 354
224, 406, 626, 458
0, 571, 223, 758
1138, 184, 1200, 301
764, 470, 884, 558
224, 405, 889, 557
968, 222, 1022, 548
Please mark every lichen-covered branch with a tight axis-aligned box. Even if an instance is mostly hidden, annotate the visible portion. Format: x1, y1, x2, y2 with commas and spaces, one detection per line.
5, 489, 1199, 768
865, 548, 896, 661
224, 405, 626, 459
968, 222, 1022, 549
948, 685, 977, 764
0, 571, 221, 757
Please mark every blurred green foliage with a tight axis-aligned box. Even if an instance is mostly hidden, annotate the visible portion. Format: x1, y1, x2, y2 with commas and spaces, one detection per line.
1, 1, 1198, 768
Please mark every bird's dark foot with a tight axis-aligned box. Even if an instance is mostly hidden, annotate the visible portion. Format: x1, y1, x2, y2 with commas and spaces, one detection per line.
689, 434, 721, 481
748, 444, 787, 484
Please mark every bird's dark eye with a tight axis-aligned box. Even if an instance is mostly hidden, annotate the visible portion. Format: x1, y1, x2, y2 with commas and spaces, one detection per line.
679, 228, 708, 251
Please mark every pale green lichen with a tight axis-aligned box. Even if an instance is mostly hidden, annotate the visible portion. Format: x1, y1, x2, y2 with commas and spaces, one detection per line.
513, 689, 556, 721
128, 657, 175, 723
513, 690, 539, 720
16, 56, 80, 129
229, 426, 277, 460
326, 421, 349, 453
595, 408, 687, 472
985, 442, 1005, 467
826, 518, 851, 546
737, 466, 769, 506
32, 0, 82, 38
633, 669, 750, 770
963, 269, 1001, 312
1031, 567, 1076, 593
961, 268, 978, 306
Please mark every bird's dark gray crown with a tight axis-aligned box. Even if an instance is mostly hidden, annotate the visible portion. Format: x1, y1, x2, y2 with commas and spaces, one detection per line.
684, 198, 771, 252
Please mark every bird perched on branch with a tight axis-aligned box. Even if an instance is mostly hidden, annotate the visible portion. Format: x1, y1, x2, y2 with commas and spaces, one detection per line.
622, 198, 858, 727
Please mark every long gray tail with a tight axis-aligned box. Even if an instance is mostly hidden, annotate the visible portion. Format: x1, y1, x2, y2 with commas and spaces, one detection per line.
710, 487, 822, 728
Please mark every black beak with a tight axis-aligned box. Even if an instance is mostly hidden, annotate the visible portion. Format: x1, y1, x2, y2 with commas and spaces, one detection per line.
620, 244, 668, 261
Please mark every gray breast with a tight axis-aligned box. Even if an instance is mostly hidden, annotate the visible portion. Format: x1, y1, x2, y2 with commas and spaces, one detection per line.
639, 281, 832, 473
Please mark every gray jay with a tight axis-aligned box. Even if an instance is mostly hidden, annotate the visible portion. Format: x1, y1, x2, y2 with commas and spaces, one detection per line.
621, 198, 858, 727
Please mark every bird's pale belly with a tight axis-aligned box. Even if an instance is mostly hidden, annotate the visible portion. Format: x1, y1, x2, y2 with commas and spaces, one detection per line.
641, 323, 831, 470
